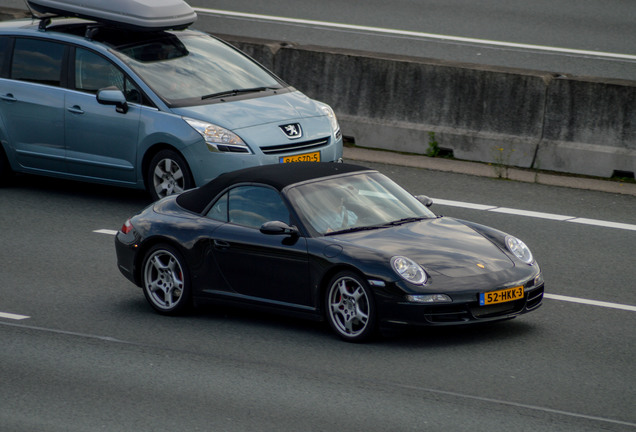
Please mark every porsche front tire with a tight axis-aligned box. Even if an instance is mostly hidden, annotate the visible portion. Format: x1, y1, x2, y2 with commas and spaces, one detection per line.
325, 271, 377, 342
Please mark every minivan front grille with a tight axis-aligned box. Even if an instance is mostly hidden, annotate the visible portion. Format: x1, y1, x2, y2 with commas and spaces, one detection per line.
260, 137, 330, 155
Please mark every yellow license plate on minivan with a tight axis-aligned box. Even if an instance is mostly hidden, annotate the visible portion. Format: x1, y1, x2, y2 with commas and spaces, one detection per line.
479, 286, 524, 306
279, 151, 320, 163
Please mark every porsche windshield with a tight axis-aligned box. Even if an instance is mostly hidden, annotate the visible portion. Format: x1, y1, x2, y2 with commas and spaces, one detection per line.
112, 32, 283, 103
287, 172, 436, 235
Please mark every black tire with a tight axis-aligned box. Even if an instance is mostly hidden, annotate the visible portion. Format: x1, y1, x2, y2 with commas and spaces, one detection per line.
325, 271, 377, 342
141, 244, 192, 315
146, 149, 194, 201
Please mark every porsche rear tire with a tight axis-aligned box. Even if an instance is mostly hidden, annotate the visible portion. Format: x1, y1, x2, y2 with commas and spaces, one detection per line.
325, 271, 377, 342
141, 244, 192, 315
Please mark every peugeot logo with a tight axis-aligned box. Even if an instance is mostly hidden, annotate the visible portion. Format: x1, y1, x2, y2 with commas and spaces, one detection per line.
280, 123, 303, 139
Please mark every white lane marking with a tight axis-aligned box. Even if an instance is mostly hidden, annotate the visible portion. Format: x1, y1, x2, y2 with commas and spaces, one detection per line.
567, 218, 636, 231
544, 294, 636, 312
194, 8, 636, 61
0, 312, 30, 320
94, 229, 118, 235
433, 198, 497, 211
397, 383, 636, 428
489, 207, 575, 221
431, 198, 636, 231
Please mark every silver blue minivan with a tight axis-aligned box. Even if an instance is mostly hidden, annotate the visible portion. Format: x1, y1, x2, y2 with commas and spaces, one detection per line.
0, 14, 342, 200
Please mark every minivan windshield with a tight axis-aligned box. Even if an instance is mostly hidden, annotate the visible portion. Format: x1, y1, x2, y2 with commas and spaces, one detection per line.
112, 32, 283, 104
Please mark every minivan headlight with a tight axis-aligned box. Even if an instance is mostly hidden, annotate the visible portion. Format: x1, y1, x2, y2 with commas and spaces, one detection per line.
316, 102, 340, 135
184, 118, 251, 153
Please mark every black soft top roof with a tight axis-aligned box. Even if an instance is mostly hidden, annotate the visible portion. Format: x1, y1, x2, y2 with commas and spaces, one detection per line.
176, 162, 370, 214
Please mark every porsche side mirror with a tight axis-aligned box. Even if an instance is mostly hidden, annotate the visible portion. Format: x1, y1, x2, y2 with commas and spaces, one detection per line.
416, 195, 433, 207
260, 220, 299, 237
97, 87, 129, 114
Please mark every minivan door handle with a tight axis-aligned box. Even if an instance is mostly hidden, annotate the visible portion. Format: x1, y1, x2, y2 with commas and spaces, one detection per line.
0, 93, 17, 102
67, 105, 84, 114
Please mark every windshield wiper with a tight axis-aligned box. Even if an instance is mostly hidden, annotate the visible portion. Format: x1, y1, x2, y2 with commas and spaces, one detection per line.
325, 225, 390, 236
202, 86, 279, 100
384, 217, 428, 227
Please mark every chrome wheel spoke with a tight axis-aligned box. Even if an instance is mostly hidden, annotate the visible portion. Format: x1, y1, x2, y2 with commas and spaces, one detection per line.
144, 250, 185, 310
153, 159, 184, 198
328, 276, 371, 338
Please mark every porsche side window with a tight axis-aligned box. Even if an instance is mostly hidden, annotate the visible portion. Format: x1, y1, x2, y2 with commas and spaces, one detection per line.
227, 186, 289, 229
75, 48, 143, 103
207, 193, 229, 222
11, 38, 65, 86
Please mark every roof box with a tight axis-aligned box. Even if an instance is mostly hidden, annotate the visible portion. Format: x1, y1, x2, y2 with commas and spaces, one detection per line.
26, 0, 197, 30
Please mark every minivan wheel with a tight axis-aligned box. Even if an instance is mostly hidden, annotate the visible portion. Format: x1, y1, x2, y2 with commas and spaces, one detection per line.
147, 149, 194, 201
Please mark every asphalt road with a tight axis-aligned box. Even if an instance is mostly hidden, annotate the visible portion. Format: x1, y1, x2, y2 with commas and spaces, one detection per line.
1, 162, 635, 431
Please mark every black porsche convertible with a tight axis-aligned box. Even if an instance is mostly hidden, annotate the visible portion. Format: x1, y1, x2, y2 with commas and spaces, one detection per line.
115, 162, 544, 341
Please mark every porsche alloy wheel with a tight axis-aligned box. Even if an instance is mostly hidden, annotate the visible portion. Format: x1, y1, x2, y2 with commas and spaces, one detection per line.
326, 272, 376, 342
147, 150, 194, 201
142, 245, 191, 315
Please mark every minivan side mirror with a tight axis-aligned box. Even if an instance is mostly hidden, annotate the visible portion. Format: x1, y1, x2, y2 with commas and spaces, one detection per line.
97, 87, 128, 114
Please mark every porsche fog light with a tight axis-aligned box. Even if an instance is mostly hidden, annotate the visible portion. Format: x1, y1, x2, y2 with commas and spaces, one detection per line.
184, 117, 250, 153
391, 256, 427, 285
505, 235, 533, 264
406, 294, 452, 304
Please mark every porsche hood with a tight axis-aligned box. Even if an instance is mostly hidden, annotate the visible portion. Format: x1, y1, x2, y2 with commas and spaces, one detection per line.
338, 217, 515, 278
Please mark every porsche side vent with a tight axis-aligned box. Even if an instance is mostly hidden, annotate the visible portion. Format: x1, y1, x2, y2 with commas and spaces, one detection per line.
260, 137, 330, 155
526, 286, 544, 310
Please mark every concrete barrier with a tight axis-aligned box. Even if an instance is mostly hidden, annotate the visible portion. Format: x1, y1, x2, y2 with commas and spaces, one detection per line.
1, 4, 634, 179
225, 35, 636, 179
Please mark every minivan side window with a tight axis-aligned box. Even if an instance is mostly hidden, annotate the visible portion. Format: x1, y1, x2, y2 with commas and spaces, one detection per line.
75, 48, 143, 104
11, 38, 65, 86
0, 37, 10, 78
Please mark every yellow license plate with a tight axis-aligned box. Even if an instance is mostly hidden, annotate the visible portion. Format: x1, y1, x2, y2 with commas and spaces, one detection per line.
479, 286, 524, 306
279, 151, 320, 163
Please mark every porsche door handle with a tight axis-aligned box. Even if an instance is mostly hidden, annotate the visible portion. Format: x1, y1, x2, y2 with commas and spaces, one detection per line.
213, 240, 230, 249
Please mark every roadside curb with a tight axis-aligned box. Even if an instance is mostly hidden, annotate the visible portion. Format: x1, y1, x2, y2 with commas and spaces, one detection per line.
344, 146, 636, 196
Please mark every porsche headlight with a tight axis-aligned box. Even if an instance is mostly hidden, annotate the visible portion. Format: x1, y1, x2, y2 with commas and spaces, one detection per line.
391, 256, 427, 285
505, 235, 534, 264
184, 118, 251, 153
317, 102, 340, 135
